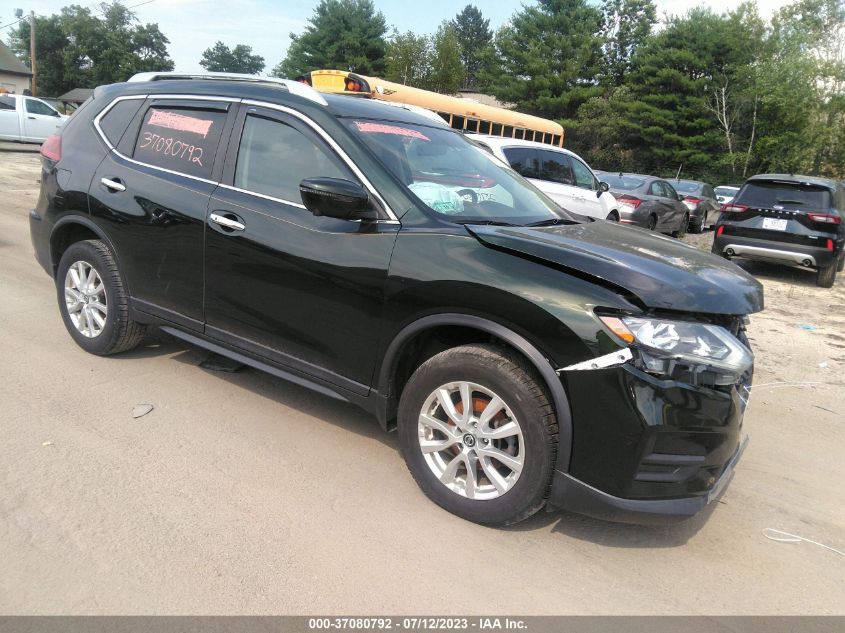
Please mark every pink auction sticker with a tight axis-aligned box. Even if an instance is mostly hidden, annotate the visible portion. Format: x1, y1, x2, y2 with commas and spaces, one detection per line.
355, 121, 430, 141
148, 110, 215, 138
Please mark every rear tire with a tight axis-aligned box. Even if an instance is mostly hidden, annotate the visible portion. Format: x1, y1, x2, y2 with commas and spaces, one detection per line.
817, 261, 837, 288
397, 344, 558, 526
56, 239, 145, 355
646, 215, 657, 231
688, 214, 704, 234
606, 211, 619, 222
837, 250, 844, 273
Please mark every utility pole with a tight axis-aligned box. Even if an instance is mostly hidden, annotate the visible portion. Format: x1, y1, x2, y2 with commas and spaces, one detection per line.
29, 10, 37, 96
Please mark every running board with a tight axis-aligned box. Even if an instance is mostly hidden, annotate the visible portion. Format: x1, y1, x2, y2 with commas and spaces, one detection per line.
159, 326, 350, 403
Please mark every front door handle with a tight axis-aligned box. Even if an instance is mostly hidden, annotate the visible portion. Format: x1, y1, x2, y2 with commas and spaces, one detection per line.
101, 177, 126, 192
210, 212, 245, 231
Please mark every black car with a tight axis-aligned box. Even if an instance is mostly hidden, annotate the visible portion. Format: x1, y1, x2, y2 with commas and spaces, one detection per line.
594, 171, 690, 236
713, 174, 845, 287
673, 179, 721, 233
30, 72, 763, 526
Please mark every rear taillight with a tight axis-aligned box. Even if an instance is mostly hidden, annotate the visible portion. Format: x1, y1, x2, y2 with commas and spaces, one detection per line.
826, 239, 834, 251
617, 194, 642, 209
721, 203, 748, 213
682, 197, 700, 210
807, 212, 841, 225
716, 226, 724, 236
40, 134, 62, 162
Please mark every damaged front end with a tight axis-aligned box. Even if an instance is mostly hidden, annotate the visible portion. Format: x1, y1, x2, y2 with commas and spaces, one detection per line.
548, 312, 753, 524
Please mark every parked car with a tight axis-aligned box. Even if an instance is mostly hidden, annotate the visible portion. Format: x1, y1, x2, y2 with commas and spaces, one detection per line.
0, 93, 68, 143
715, 185, 741, 205
594, 171, 690, 237
672, 179, 721, 233
713, 174, 844, 287
30, 72, 763, 526
467, 135, 619, 221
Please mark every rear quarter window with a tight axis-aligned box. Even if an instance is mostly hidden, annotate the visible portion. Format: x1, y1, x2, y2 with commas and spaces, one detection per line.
0, 96, 15, 110
132, 105, 228, 179
98, 98, 145, 147
736, 182, 832, 209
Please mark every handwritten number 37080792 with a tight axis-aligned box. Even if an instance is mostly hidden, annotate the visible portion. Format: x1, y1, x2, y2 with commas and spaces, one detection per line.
140, 132, 203, 166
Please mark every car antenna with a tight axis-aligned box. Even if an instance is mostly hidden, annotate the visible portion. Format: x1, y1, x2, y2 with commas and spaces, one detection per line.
675, 163, 683, 180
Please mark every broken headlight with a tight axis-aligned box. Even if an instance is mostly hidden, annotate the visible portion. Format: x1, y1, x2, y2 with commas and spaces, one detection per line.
600, 315, 752, 386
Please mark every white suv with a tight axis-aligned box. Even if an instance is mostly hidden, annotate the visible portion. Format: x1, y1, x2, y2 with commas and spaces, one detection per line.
467, 135, 618, 220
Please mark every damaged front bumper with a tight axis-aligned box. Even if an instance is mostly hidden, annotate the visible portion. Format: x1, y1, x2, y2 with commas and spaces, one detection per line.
548, 355, 751, 524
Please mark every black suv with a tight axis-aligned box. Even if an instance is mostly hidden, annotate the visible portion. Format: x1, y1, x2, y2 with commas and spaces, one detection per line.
713, 174, 845, 287
30, 73, 763, 526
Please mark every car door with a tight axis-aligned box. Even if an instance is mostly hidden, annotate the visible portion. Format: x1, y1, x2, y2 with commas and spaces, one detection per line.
662, 181, 687, 230
204, 105, 399, 394
566, 154, 605, 219
0, 95, 19, 140
89, 97, 235, 330
648, 181, 676, 231
22, 97, 64, 141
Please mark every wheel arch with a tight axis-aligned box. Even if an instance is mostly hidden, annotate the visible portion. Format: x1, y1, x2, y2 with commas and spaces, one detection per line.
377, 313, 573, 472
50, 215, 121, 280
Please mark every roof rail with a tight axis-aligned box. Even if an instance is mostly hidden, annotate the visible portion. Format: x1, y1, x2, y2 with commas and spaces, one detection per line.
126, 72, 328, 106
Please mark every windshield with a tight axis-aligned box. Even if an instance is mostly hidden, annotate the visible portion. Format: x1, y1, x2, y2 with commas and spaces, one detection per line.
345, 119, 575, 225
736, 182, 832, 209
599, 174, 644, 190
673, 181, 703, 194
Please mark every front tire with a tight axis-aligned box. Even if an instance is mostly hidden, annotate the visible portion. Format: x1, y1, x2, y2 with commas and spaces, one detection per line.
398, 344, 558, 526
56, 239, 145, 355
606, 210, 620, 222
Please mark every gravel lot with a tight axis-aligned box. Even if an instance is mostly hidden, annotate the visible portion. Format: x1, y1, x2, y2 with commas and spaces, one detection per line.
1, 150, 844, 615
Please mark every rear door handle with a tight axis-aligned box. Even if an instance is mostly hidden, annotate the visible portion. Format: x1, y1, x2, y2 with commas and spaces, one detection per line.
101, 177, 126, 192
210, 212, 245, 231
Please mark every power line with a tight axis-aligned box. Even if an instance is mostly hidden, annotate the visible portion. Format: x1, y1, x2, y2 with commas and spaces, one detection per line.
1, 0, 158, 32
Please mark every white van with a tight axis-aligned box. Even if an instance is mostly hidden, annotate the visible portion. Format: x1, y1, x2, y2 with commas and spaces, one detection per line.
467, 135, 618, 220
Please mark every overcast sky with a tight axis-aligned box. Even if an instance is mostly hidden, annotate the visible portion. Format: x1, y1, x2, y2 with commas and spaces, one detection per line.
1, 0, 796, 74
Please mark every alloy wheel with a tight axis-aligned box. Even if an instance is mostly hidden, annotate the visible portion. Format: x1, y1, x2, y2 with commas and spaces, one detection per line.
417, 381, 524, 500
64, 260, 108, 338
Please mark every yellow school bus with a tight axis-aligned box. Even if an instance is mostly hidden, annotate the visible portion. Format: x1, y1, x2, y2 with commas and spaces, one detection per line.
296, 69, 564, 148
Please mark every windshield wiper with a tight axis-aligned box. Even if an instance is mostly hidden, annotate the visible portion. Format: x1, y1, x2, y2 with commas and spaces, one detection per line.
456, 219, 518, 226
524, 217, 577, 227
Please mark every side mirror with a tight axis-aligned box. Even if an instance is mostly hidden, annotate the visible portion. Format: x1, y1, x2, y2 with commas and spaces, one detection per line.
677, 193, 684, 201
299, 177, 377, 220
597, 181, 609, 198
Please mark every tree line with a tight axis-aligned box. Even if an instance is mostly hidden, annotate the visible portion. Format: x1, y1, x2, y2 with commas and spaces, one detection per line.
276, 0, 844, 183
7, 0, 844, 183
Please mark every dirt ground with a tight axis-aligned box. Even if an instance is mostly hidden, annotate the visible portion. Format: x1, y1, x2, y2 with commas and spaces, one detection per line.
1, 150, 844, 615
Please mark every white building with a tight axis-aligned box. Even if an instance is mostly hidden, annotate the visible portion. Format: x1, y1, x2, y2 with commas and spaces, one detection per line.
0, 40, 32, 94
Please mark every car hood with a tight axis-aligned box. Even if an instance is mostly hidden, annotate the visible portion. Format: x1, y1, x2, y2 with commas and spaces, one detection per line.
467, 221, 764, 315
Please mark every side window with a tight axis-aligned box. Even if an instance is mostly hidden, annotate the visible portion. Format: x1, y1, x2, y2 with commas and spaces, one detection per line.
98, 99, 145, 147
704, 185, 715, 199
502, 147, 540, 179
569, 157, 597, 190
234, 114, 349, 202
25, 99, 57, 116
662, 182, 678, 199
539, 150, 574, 185
649, 181, 664, 197
0, 96, 15, 111
133, 105, 228, 179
